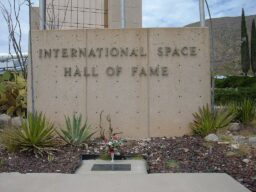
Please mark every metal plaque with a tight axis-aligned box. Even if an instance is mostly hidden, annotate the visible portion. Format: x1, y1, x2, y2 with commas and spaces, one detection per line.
91, 164, 131, 171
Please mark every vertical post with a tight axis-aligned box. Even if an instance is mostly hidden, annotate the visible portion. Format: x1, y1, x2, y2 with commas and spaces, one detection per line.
104, 0, 108, 28
120, 0, 125, 28
28, 1, 35, 114
39, 0, 46, 30
199, 0, 205, 27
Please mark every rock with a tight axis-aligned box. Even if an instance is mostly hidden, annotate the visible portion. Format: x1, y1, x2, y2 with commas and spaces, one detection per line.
231, 144, 240, 150
229, 123, 241, 132
242, 159, 250, 164
11, 117, 22, 128
204, 134, 219, 142
0, 114, 11, 129
232, 135, 247, 144
248, 137, 256, 144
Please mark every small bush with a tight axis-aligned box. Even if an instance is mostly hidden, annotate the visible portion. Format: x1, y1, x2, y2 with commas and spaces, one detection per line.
215, 76, 256, 88
0, 112, 56, 156
215, 88, 256, 105
0, 71, 27, 117
58, 114, 95, 146
215, 76, 256, 105
227, 99, 256, 125
190, 105, 235, 137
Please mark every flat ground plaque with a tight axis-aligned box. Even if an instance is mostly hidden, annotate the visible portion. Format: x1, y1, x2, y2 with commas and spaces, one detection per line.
91, 164, 131, 171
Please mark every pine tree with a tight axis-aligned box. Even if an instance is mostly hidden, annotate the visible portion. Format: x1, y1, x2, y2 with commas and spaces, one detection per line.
251, 19, 256, 76
241, 8, 250, 76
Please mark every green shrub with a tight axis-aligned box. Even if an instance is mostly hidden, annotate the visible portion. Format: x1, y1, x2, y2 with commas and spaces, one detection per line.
215, 87, 256, 105
228, 99, 256, 124
0, 127, 18, 152
165, 159, 179, 169
190, 105, 235, 137
215, 76, 256, 88
0, 71, 27, 117
58, 114, 95, 146
0, 112, 56, 156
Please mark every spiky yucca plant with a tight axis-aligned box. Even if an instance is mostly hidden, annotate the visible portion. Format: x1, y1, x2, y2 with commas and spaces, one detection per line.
58, 114, 95, 146
0, 112, 56, 156
190, 105, 235, 137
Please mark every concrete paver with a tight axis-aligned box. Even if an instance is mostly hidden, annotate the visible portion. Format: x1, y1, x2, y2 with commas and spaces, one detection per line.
0, 173, 251, 192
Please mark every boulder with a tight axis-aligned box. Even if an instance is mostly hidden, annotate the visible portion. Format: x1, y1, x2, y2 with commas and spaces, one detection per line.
231, 143, 240, 150
229, 123, 241, 132
232, 135, 247, 144
242, 159, 250, 164
0, 114, 11, 129
11, 117, 22, 128
248, 137, 256, 144
204, 134, 219, 142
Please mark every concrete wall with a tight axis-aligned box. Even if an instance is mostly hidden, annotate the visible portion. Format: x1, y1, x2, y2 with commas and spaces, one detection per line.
44, 0, 142, 29
29, 28, 210, 138
108, 0, 142, 28
31, 7, 40, 30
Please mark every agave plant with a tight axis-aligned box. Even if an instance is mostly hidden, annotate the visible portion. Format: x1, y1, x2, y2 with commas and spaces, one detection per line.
0, 112, 56, 155
190, 104, 235, 137
58, 114, 95, 146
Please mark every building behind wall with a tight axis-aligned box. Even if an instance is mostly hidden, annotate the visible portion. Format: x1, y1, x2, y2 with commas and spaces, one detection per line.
45, 0, 142, 29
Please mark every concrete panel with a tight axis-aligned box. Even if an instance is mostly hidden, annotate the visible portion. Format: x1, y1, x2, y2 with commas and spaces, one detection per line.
30, 28, 210, 138
148, 28, 210, 137
31, 7, 40, 30
31, 30, 87, 128
108, 0, 142, 28
86, 29, 148, 138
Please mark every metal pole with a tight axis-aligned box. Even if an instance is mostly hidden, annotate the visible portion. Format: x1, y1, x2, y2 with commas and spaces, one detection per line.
120, 0, 125, 28
199, 0, 205, 27
39, 0, 46, 30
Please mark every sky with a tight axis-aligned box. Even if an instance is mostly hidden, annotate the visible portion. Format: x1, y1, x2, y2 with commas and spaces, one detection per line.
0, 0, 255, 53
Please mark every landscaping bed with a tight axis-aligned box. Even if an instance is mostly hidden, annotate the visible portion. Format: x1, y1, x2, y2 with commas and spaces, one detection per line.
0, 136, 255, 192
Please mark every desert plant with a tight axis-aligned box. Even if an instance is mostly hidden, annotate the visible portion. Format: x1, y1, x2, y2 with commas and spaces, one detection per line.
0, 112, 56, 156
58, 114, 95, 146
241, 8, 250, 76
98, 111, 122, 141
237, 99, 255, 124
165, 159, 179, 169
0, 71, 27, 117
227, 99, 256, 124
190, 105, 235, 137
0, 126, 19, 152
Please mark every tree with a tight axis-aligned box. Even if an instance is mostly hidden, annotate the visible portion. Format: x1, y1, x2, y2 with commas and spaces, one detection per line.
0, 0, 28, 78
251, 19, 256, 76
241, 8, 250, 76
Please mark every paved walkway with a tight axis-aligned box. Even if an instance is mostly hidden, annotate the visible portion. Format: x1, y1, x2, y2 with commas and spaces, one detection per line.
0, 173, 251, 192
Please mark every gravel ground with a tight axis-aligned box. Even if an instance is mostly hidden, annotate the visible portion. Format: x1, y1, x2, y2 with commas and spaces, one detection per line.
0, 136, 255, 191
